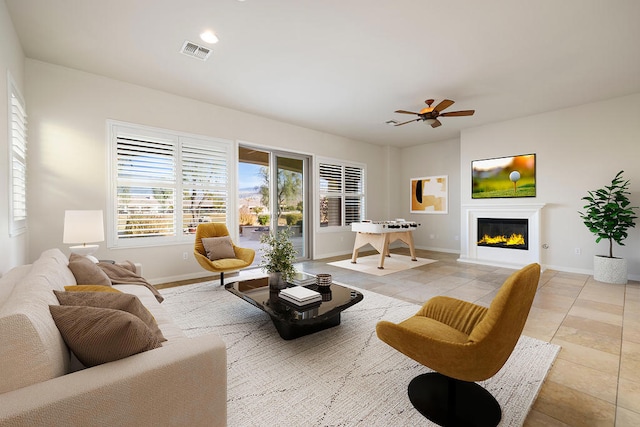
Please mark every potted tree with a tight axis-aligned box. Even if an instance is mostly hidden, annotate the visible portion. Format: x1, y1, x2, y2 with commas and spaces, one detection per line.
259, 227, 297, 289
579, 170, 638, 284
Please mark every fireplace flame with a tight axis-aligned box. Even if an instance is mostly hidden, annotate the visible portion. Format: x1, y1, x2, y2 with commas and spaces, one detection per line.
478, 233, 525, 246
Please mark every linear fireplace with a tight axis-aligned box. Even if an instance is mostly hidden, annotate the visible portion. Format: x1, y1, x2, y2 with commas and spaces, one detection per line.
477, 218, 528, 250
459, 203, 545, 269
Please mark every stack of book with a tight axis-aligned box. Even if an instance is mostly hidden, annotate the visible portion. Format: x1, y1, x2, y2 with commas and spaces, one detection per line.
279, 286, 322, 306
290, 272, 316, 286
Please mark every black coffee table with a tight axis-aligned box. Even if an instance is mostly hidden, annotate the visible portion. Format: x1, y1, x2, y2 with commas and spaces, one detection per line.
225, 277, 363, 340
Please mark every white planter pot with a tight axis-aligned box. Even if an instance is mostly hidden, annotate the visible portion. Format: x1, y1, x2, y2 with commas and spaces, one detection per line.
593, 255, 627, 284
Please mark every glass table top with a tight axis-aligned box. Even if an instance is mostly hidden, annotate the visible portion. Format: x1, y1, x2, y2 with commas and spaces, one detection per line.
225, 277, 363, 323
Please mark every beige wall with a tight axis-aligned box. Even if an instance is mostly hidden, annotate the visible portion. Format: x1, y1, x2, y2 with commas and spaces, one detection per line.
394, 94, 640, 280
460, 94, 640, 279
24, 59, 390, 282
0, 1, 27, 275
398, 138, 462, 253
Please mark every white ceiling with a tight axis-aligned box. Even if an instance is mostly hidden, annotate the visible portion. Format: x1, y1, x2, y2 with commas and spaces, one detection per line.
6, 0, 640, 147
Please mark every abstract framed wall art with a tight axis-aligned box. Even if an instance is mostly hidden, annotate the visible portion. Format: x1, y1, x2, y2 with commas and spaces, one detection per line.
410, 175, 448, 214
472, 153, 536, 199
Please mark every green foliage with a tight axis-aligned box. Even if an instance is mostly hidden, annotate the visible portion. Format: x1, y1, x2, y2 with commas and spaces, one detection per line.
259, 227, 297, 282
284, 213, 303, 225
257, 214, 270, 225
579, 170, 638, 258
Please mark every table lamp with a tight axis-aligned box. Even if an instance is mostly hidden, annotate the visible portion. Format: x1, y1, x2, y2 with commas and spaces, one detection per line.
63, 210, 105, 259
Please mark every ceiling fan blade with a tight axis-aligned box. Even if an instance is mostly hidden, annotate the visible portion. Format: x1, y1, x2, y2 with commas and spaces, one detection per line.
394, 110, 420, 115
440, 110, 475, 117
395, 119, 420, 126
431, 119, 442, 128
433, 99, 454, 113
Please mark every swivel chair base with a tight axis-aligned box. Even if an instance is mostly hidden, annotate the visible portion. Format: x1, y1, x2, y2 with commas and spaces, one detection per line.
408, 373, 501, 427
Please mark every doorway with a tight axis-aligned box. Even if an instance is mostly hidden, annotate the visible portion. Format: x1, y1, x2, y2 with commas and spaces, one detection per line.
238, 146, 310, 267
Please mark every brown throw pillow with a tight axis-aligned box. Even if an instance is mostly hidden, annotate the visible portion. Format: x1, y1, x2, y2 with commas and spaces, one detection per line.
54, 290, 166, 343
49, 305, 162, 367
68, 253, 111, 286
202, 236, 236, 261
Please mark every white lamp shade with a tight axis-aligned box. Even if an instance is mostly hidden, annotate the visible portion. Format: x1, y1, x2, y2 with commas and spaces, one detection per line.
63, 210, 105, 244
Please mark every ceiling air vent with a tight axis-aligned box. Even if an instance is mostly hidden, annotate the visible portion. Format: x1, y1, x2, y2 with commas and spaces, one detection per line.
180, 41, 211, 61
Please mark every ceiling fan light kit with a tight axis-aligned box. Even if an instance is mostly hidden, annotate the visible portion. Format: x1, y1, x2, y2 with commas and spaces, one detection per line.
393, 99, 475, 128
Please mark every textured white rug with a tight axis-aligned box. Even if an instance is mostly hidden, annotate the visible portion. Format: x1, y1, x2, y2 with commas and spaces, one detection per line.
160, 281, 559, 426
327, 254, 437, 276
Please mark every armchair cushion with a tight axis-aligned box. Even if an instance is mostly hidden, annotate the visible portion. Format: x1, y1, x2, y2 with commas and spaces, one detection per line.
202, 236, 236, 261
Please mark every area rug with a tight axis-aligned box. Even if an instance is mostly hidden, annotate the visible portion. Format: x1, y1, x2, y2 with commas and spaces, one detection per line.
327, 254, 437, 276
160, 281, 559, 426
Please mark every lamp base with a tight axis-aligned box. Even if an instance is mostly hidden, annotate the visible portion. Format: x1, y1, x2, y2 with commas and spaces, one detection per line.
69, 244, 99, 257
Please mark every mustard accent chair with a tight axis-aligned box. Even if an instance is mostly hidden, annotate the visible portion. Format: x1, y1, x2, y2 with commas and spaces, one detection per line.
376, 263, 541, 426
194, 223, 255, 286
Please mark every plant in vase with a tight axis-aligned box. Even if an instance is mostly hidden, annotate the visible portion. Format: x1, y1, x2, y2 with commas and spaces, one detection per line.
579, 170, 638, 284
259, 227, 297, 289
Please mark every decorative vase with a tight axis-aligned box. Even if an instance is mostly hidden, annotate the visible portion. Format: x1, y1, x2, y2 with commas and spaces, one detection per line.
269, 272, 287, 289
593, 255, 627, 284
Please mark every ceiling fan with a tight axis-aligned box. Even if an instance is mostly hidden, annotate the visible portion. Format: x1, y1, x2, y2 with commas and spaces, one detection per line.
394, 99, 475, 128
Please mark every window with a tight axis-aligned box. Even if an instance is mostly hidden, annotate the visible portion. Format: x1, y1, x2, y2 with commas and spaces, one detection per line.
317, 159, 365, 229
108, 122, 233, 247
8, 75, 27, 236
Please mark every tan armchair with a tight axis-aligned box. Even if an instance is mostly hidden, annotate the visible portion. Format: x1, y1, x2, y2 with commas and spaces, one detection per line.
194, 223, 255, 286
376, 263, 540, 426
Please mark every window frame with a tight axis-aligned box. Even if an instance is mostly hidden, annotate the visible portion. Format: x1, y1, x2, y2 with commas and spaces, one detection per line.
315, 157, 366, 232
7, 73, 27, 237
106, 120, 235, 248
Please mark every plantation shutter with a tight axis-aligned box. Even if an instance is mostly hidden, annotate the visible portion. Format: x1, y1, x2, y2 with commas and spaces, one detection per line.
318, 161, 365, 228
181, 139, 229, 230
344, 166, 364, 225
319, 163, 343, 227
9, 82, 28, 235
109, 122, 233, 247
116, 136, 177, 239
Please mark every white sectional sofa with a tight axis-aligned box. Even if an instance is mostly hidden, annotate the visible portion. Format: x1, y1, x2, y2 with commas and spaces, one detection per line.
0, 249, 227, 427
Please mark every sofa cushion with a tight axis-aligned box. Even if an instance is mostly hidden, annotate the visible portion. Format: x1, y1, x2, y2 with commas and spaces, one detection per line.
67, 253, 111, 286
49, 305, 163, 367
54, 290, 166, 342
202, 236, 236, 260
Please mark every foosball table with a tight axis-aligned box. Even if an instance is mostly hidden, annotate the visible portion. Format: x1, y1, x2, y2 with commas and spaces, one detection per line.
350, 220, 420, 269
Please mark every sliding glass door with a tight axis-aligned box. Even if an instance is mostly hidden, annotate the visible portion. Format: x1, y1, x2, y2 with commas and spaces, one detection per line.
238, 146, 310, 267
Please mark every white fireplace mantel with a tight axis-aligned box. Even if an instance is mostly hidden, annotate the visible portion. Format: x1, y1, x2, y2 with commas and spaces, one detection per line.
458, 203, 546, 269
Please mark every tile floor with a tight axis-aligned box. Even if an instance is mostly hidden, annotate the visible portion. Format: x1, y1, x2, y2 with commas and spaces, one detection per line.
162, 248, 640, 426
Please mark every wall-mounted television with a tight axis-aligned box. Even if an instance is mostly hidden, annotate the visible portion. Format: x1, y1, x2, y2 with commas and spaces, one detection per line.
472, 153, 536, 199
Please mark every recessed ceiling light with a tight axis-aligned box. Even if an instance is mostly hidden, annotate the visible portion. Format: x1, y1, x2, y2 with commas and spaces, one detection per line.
200, 31, 219, 44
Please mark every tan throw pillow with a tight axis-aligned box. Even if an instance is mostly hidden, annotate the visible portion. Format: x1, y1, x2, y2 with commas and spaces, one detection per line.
202, 236, 236, 261
49, 305, 162, 367
68, 253, 111, 286
64, 285, 121, 293
54, 290, 166, 343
